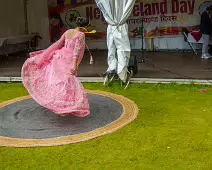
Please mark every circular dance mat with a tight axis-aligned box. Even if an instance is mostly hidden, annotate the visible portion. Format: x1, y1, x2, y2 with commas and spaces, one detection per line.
0, 90, 138, 147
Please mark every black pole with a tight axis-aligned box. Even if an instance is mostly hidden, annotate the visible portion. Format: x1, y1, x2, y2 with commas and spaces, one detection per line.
139, 18, 145, 63
23, 0, 28, 34
141, 18, 144, 60
138, 18, 155, 67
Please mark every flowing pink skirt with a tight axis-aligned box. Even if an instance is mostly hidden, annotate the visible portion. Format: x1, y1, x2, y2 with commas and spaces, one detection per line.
22, 49, 90, 117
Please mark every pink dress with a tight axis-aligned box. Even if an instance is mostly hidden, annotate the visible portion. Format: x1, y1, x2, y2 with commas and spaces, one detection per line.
22, 29, 90, 117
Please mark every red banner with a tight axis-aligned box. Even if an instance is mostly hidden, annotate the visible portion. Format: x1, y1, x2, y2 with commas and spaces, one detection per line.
48, 0, 212, 42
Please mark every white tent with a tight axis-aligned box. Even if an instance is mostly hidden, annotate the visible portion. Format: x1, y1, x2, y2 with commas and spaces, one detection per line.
0, 0, 50, 50
95, 0, 136, 82
0, 0, 199, 52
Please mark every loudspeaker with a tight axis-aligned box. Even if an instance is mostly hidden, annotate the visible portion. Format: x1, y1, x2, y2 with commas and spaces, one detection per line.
128, 55, 138, 75
209, 45, 212, 55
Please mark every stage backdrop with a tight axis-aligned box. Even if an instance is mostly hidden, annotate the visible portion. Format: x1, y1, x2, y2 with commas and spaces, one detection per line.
48, 0, 212, 43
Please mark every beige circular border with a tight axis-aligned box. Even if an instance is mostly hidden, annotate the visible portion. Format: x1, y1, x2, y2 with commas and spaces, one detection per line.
0, 90, 138, 148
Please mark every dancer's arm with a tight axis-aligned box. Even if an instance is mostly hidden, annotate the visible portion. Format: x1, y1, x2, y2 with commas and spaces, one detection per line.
30, 30, 68, 66
71, 33, 85, 75
57, 31, 66, 48
46, 30, 66, 50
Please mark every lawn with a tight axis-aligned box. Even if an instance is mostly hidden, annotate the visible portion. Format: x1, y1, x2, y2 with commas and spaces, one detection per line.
0, 82, 212, 169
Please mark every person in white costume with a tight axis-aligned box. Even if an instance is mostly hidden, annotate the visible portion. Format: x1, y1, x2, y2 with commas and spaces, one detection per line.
95, 0, 136, 82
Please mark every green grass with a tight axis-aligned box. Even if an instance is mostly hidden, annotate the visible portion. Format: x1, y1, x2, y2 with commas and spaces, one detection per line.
1, 82, 212, 169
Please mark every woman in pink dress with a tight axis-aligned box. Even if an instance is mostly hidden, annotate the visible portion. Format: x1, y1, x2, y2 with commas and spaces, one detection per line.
22, 17, 91, 117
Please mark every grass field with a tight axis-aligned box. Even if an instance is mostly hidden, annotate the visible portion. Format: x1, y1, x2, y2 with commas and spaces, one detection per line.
0, 82, 212, 169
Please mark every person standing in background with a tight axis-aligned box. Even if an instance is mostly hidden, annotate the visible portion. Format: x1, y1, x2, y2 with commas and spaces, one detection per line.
200, 5, 212, 59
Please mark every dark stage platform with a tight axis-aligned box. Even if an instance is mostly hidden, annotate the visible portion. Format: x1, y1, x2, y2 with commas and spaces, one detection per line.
1, 51, 212, 80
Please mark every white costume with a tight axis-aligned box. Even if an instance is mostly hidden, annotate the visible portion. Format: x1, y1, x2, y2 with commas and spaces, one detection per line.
95, 0, 136, 82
